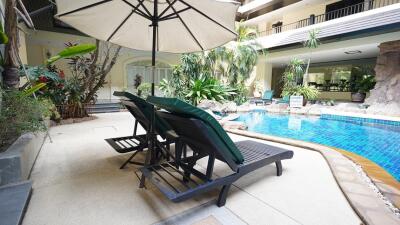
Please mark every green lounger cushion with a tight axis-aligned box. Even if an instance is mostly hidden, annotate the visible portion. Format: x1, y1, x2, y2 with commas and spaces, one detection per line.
147, 96, 244, 163
113, 91, 171, 136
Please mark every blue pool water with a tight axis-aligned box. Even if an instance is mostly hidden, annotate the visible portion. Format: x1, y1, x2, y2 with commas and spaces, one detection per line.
236, 111, 400, 181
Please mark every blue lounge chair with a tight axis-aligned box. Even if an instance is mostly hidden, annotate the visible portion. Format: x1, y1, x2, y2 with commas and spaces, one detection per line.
277, 95, 290, 104
255, 90, 274, 105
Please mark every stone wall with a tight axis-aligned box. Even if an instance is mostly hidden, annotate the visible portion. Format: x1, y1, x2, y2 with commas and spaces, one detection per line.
365, 40, 400, 116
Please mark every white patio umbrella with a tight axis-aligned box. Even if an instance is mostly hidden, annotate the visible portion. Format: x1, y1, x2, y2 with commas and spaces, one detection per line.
54, 0, 240, 95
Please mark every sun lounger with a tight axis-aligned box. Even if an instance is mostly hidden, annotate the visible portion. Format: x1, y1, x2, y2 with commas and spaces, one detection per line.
105, 91, 173, 169
140, 97, 294, 207
255, 90, 274, 105
277, 95, 290, 104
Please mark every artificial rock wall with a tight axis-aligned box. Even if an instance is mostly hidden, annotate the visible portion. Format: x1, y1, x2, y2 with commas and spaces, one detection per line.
365, 40, 400, 116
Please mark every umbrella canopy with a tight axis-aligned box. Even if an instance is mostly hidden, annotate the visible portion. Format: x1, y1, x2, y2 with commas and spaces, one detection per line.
55, 0, 239, 95
55, 0, 239, 53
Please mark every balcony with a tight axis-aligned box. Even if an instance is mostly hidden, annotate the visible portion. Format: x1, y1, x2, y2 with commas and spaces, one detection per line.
259, 0, 400, 37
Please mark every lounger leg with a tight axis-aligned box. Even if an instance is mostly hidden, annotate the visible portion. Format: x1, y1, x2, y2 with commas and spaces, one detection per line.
217, 185, 231, 207
120, 151, 139, 169
133, 120, 138, 136
275, 161, 282, 176
183, 161, 196, 183
139, 146, 152, 188
183, 145, 187, 159
166, 142, 170, 161
175, 141, 183, 169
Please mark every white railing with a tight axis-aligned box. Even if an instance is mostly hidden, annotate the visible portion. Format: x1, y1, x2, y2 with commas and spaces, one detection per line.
259, 0, 400, 36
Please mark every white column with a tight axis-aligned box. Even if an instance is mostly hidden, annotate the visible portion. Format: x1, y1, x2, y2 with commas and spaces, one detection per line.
264, 63, 273, 90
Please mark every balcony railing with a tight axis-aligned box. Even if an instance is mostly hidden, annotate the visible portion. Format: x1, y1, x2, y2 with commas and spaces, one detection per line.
259, 0, 400, 36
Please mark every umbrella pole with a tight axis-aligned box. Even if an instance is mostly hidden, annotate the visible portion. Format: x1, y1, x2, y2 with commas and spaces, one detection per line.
140, 0, 158, 189
151, 44, 155, 96
151, 0, 158, 97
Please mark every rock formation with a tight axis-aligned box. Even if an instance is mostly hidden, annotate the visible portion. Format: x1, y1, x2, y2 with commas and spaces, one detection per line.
365, 40, 400, 116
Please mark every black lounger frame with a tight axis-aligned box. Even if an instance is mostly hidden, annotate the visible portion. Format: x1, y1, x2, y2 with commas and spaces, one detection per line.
140, 111, 293, 207
105, 100, 172, 169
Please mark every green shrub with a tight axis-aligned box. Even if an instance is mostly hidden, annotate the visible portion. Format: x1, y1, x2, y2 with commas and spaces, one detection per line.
185, 75, 236, 106
137, 83, 152, 99
39, 98, 61, 122
0, 90, 48, 152
282, 85, 319, 100
356, 75, 376, 93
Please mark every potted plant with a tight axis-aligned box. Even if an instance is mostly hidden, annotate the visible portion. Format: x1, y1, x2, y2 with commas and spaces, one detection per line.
134, 74, 143, 95
351, 75, 375, 103
282, 85, 319, 106
137, 83, 152, 98
349, 65, 375, 103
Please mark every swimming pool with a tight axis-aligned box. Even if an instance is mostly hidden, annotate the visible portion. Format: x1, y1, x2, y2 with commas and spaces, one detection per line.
236, 111, 400, 181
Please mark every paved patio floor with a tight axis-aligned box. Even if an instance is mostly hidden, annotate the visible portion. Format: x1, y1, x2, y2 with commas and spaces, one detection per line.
23, 112, 362, 225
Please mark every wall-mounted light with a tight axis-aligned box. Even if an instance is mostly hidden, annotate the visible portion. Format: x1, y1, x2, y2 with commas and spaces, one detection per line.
344, 50, 362, 54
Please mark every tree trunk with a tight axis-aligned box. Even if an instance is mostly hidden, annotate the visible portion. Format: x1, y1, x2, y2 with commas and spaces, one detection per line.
83, 45, 121, 103
303, 58, 311, 86
2, 0, 20, 89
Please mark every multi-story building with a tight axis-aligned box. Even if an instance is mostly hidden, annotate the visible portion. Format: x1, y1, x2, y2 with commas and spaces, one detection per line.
239, 0, 400, 100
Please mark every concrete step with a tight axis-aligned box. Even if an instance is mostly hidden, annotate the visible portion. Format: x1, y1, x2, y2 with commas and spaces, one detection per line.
0, 181, 32, 225
86, 103, 121, 108
88, 108, 121, 114
87, 101, 122, 114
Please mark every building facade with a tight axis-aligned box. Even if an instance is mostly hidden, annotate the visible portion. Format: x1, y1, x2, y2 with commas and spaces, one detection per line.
239, 0, 400, 100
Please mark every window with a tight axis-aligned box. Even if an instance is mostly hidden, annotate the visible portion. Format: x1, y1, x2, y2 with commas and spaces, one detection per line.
126, 61, 172, 93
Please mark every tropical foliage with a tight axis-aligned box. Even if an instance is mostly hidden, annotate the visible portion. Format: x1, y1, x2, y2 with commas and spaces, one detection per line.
21, 41, 121, 119
0, 89, 49, 152
159, 21, 260, 105
303, 29, 320, 85
354, 75, 376, 93
282, 58, 305, 88
66, 41, 121, 104
137, 83, 152, 99
350, 65, 376, 93
281, 58, 319, 100
185, 75, 236, 105
46, 44, 97, 65
281, 85, 319, 100
159, 65, 189, 100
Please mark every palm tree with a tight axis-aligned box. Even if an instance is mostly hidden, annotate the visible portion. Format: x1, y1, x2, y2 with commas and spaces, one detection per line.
303, 29, 320, 86
2, 0, 34, 89
2, 0, 20, 89
206, 20, 260, 86
236, 21, 258, 42
283, 58, 305, 88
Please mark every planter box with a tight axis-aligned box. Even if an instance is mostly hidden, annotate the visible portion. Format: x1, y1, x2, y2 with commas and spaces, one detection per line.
0, 131, 46, 225
0, 131, 46, 186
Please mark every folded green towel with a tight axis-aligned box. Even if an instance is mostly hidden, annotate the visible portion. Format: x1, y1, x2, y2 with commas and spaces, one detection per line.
114, 91, 171, 137
147, 96, 244, 163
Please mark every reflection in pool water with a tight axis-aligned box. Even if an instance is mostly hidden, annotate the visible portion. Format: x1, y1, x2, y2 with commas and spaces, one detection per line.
236, 111, 400, 181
